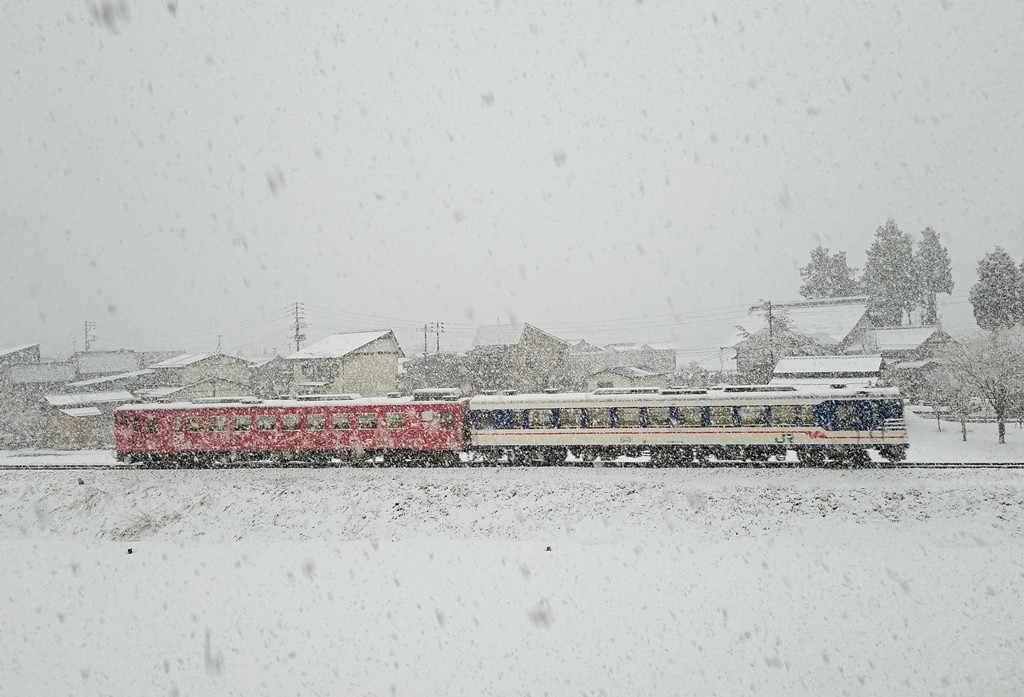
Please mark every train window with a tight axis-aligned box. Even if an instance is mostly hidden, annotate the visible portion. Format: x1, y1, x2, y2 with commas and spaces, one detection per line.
173, 417, 183, 432
258, 415, 276, 431
836, 404, 858, 429
187, 416, 205, 432
421, 410, 436, 422
114, 413, 129, 427
739, 406, 767, 426
676, 407, 701, 426
282, 414, 301, 431
559, 408, 582, 428
209, 416, 228, 432
234, 415, 251, 432
386, 412, 406, 429
648, 407, 672, 427
799, 405, 815, 425
332, 413, 351, 429
132, 417, 142, 432
358, 413, 378, 429
709, 406, 733, 427
490, 410, 519, 429
308, 414, 326, 430
145, 416, 158, 433
772, 406, 798, 426
588, 408, 611, 428
527, 410, 551, 429
439, 412, 455, 428
617, 408, 641, 427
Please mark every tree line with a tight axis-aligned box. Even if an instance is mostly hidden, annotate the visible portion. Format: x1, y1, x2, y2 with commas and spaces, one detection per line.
797, 217, 953, 327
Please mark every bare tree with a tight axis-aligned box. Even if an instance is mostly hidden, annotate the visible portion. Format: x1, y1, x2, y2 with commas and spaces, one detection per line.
940, 329, 1024, 443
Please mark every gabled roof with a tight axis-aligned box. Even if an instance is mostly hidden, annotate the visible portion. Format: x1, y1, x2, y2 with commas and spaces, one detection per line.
58, 406, 103, 418
605, 343, 647, 353
773, 354, 883, 376
472, 324, 525, 347
592, 365, 669, 379
870, 326, 945, 352
567, 339, 603, 353
45, 391, 135, 408
74, 350, 140, 375
0, 344, 38, 359
9, 362, 76, 384
149, 353, 215, 368
724, 297, 869, 348
287, 330, 403, 359
67, 369, 154, 388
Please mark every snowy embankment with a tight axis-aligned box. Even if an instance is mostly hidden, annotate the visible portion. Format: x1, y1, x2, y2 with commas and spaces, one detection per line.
1, 412, 1023, 697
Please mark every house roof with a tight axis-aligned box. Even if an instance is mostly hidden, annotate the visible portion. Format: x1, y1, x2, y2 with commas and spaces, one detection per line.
0, 344, 38, 359
9, 362, 76, 384
724, 297, 869, 348
593, 366, 669, 379
74, 350, 140, 375
45, 391, 135, 408
59, 406, 103, 418
769, 376, 878, 388
472, 324, 526, 347
675, 347, 737, 373
870, 326, 943, 352
66, 369, 154, 388
773, 354, 883, 376
149, 353, 216, 368
287, 330, 402, 359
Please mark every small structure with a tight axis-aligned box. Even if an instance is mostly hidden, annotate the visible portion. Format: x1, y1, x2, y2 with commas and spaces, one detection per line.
285, 330, 405, 396
587, 366, 672, 391
769, 355, 884, 388
147, 353, 253, 393
43, 390, 136, 448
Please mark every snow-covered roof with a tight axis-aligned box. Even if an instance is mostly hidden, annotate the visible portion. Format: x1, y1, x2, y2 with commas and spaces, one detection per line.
870, 326, 943, 352
9, 362, 76, 384
472, 324, 525, 347
135, 386, 185, 400
645, 343, 677, 352
59, 406, 103, 418
75, 350, 141, 375
593, 366, 669, 379
769, 376, 878, 388
67, 369, 154, 388
773, 355, 882, 376
890, 358, 938, 370
149, 353, 216, 368
45, 391, 134, 408
675, 347, 737, 373
287, 330, 401, 359
0, 344, 38, 359
724, 297, 869, 347
605, 343, 647, 352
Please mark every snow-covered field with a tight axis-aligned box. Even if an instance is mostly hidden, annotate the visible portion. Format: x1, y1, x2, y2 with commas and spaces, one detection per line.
2, 414, 1023, 696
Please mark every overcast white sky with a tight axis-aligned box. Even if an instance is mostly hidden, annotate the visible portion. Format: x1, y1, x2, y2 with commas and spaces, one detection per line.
2, 0, 1023, 358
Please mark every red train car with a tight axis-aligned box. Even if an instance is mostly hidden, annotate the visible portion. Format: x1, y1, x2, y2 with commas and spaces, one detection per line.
113, 395, 466, 466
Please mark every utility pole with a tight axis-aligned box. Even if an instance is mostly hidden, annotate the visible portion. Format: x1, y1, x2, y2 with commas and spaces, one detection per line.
764, 300, 775, 369
83, 321, 96, 352
424, 324, 429, 356
429, 321, 445, 354
291, 302, 307, 353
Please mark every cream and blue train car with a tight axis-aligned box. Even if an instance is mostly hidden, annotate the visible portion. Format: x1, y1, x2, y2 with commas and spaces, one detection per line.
465, 385, 908, 465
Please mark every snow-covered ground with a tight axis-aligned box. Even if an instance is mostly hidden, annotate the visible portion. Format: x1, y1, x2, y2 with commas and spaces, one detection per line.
1, 413, 1023, 696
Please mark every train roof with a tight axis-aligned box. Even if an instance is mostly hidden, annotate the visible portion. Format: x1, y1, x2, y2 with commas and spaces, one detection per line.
467, 385, 903, 408
114, 395, 461, 412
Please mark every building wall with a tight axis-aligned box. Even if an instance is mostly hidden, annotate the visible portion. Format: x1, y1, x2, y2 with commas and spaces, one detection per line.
153, 358, 252, 389
289, 353, 401, 396
586, 371, 668, 391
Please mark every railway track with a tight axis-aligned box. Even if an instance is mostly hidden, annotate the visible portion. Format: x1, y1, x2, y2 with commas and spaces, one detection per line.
2, 461, 1024, 471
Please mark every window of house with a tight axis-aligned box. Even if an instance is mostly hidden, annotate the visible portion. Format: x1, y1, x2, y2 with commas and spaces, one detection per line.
439, 412, 455, 428
187, 416, 205, 432
332, 413, 351, 429
308, 414, 326, 430
358, 413, 378, 429
386, 412, 406, 429
709, 406, 734, 427
282, 414, 301, 431
145, 416, 158, 433
209, 416, 228, 432
258, 415, 276, 431
234, 415, 251, 432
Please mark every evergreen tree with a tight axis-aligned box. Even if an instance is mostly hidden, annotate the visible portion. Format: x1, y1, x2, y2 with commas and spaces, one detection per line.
798, 246, 861, 299
861, 218, 919, 326
915, 227, 954, 325
968, 247, 1023, 330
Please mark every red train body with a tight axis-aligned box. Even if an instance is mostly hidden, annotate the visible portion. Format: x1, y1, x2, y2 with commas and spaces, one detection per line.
114, 396, 465, 465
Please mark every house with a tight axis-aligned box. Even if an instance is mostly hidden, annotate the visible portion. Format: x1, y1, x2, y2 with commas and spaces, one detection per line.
587, 366, 673, 391
284, 330, 405, 396
769, 355, 884, 388
43, 390, 136, 448
866, 326, 955, 401
251, 356, 294, 398
147, 353, 253, 394
725, 297, 873, 352
4, 360, 77, 446
73, 350, 142, 378
400, 352, 469, 394
466, 323, 569, 394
